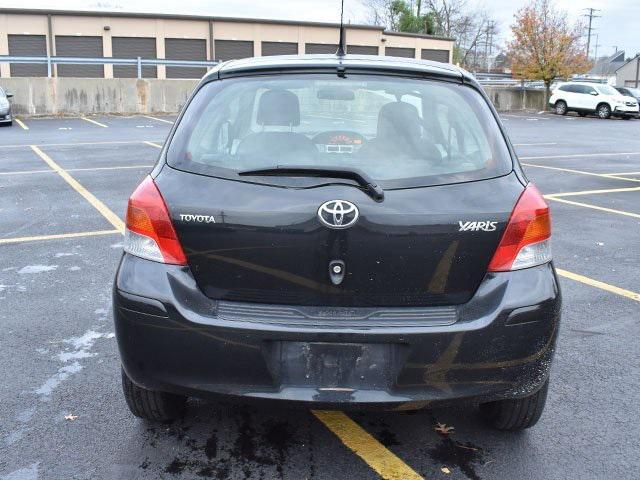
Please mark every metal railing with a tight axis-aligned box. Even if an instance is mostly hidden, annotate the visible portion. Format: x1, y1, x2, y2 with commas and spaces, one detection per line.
0, 55, 220, 78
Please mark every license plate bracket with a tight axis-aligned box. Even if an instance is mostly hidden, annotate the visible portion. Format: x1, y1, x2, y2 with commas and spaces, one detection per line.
266, 342, 400, 390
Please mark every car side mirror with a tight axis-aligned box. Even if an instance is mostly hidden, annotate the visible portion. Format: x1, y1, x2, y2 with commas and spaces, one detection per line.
5, 92, 13, 98
590, 91, 598, 96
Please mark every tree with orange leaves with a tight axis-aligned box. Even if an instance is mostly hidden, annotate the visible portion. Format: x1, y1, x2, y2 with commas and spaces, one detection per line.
508, 0, 591, 107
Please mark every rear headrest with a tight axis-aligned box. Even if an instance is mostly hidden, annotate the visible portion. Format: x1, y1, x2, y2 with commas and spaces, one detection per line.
377, 101, 421, 141
256, 89, 300, 126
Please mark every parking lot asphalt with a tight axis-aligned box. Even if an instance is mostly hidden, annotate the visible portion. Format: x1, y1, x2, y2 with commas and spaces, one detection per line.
1, 112, 639, 480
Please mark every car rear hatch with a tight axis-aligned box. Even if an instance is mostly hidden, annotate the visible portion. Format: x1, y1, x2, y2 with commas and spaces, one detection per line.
156, 168, 523, 307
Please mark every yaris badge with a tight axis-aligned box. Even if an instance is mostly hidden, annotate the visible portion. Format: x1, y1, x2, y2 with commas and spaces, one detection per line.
318, 200, 359, 229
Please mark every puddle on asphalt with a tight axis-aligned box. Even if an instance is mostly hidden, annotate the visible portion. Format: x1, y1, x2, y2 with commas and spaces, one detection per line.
139, 404, 300, 479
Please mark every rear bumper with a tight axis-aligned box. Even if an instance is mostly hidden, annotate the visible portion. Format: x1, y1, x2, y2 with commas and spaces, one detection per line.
113, 254, 561, 409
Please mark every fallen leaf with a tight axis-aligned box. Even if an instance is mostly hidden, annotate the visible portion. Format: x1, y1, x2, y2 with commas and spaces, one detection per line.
441, 467, 451, 474
435, 422, 455, 435
64, 414, 78, 421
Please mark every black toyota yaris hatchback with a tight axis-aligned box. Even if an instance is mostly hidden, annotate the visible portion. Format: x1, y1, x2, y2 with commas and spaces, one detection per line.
114, 54, 561, 431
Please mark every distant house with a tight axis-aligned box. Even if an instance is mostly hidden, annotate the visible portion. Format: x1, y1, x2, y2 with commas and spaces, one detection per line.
615, 55, 640, 88
585, 51, 626, 84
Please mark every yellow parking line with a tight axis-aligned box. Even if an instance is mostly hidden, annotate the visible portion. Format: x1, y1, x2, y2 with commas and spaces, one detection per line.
557, 269, 640, 302
14, 118, 29, 130
603, 171, 640, 176
546, 186, 640, 197
545, 196, 640, 219
81, 117, 108, 128
142, 115, 174, 125
0, 229, 120, 245
521, 163, 640, 183
312, 411, 422, 480
520, 151, 640, 161
0, 165, 152, 176
30, 145, 125, 233
144, 141, 162, 149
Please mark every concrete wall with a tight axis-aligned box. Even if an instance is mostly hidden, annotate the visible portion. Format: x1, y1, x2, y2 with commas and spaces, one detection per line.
0, 77, 198, 115
0, 77, 547, 116
483, 86, 546, 112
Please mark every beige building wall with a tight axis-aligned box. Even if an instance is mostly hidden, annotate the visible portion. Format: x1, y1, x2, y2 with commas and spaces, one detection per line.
0, 10, 455, 79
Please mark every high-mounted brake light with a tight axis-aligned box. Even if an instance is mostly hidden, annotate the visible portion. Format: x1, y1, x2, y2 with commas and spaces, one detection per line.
488, 183, 551, 272
124, 176, 187, 265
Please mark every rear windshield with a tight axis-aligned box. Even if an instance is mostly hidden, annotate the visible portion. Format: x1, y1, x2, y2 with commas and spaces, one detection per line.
167, 74, 512, 189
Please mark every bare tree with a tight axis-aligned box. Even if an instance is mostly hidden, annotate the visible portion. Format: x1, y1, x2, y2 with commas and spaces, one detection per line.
363, 0, 401, 29
425, 0, 499, 69
361, 0, 499, 69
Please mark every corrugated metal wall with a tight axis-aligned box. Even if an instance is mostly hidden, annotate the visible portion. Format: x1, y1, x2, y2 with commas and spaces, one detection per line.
215, 40, 254, 61
8, 35, 48, 77
385, 47, 415, 58
347, 45, 378, 55
112, 37, 157, 78
165, 38, 207, 79
305, 43, 339, 54
55, 36, 104, 77
421, 49, 450, 63
261, 41, 298, 56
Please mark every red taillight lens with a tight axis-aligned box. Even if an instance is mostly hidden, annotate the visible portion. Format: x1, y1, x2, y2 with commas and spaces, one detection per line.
488, 183, 551, 272
124, 176, 187, 265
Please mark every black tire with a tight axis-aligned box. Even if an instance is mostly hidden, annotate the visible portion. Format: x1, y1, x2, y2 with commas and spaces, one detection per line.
480, 379, 549, 431
596, 103, 611, 119
554, 100, 568, 115
121, 367, 187, 422
622, 115, 632, 120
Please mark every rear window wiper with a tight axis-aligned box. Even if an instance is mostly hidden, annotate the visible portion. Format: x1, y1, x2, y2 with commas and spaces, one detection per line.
238, 166, 385, 202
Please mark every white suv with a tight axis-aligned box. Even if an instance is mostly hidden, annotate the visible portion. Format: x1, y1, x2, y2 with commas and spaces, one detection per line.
549, 82, 639, 119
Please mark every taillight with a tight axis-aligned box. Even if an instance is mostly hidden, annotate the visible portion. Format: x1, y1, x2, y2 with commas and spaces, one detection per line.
488, 183, 551, 272
124, 176, 187, 265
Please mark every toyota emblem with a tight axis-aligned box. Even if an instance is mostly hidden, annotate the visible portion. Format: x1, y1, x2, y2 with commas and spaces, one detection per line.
317, 200, 359, 229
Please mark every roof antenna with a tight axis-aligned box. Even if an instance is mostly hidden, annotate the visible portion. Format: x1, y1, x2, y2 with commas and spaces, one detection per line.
336, 0, 346, 57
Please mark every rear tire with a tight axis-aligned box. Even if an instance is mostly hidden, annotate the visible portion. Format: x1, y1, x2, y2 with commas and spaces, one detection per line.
121, 367, 187, 422
554, 101, 567, 116
479, 379, 549, 431
596, 103, 611, 119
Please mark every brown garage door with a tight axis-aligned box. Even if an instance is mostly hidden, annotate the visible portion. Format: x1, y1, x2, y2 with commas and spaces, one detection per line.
165, 38, 207, 79
385, 47, 415, 58
55, 36, 103, 77
347, 45, 378, 55
262, 42, 298, 56
8, 35, 48, 77
112, 37, 157, 78
215, 40, 254, 61
421, 49, 450, 63
305, 43, 339, 54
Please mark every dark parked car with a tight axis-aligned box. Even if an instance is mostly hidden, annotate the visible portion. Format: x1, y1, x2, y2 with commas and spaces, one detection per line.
0, 86, 13, 126
615, 86, 640, 116
114, 54, 561, 431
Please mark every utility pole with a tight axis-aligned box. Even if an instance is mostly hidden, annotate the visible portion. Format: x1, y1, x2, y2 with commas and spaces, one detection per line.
583, 8, 601, 59
635, 54, 639, 88
593, 34, 601, 60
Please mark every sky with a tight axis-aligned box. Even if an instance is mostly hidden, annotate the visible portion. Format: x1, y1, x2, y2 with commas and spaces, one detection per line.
1, 0, 638, 60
